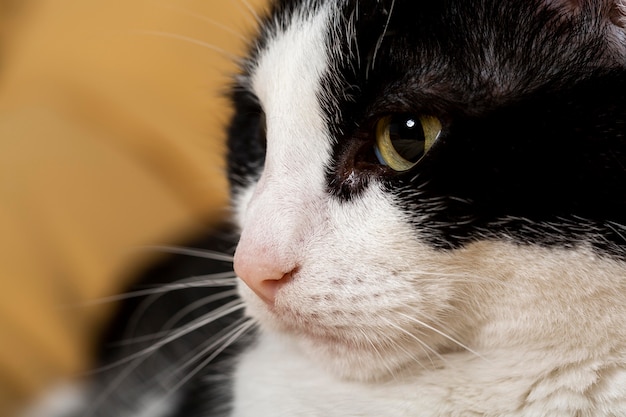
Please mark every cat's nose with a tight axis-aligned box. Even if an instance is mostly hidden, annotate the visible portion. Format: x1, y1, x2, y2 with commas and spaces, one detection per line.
233, 241, 295, 305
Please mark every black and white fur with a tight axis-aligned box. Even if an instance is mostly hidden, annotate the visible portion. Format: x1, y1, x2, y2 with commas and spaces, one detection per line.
41, 0, 626, 416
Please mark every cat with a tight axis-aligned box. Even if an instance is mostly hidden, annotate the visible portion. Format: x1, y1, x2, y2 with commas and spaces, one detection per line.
50, 0, 626, 416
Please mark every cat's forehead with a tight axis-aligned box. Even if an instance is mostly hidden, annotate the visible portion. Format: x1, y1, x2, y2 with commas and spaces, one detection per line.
247, 0, 619, 115
249, 2, 331, 119
246, 0, 334, 188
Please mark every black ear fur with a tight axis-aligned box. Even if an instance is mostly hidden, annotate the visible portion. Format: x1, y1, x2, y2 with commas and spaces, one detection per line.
543, 0, 581, 13
544, 0, 626, 28
543, 0, 626, 60
610, 0, 626, 28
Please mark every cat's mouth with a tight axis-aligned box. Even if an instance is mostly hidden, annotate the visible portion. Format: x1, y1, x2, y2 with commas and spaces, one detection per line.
243, 282, 464, 381
249, 295, 364, 345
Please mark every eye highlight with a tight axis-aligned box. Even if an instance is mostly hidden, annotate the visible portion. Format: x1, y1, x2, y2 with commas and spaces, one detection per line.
374, 114, 442, 171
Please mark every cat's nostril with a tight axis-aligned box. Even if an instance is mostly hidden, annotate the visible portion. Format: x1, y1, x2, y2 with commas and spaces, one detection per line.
256, 271, 294, 305
233, 244, 296, 305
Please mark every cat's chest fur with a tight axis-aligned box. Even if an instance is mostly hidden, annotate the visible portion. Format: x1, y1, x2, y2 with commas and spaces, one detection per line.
234, 333, 626, 417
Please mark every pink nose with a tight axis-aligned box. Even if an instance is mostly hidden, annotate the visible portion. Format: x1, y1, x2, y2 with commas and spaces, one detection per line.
233, 243, 295, 305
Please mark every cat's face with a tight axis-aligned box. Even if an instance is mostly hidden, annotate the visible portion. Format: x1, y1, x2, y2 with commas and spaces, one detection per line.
228, 0, 626, 382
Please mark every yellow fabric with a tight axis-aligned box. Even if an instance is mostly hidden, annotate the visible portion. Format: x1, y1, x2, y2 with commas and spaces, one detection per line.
0, 1, 267, 415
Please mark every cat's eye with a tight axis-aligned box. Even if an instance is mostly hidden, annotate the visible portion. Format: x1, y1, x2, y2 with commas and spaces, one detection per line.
374, 114, 442, 171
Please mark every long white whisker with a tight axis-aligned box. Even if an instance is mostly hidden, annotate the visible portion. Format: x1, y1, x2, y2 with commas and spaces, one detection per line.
381, 317, 447, 368
396, 312, 490, 363
237, 0, 264, 27
123, 274, 237, 342
157, 3, 250, 43
110, 289, 240, 347
164, 319, 257, 395
607, 221, 626, 244
77, 276, 237, 306
138, 245, 234, 262
357, 328, 408, 378
162, 289, 240, 331
370, 0, 396, 71
87, 300, 244, 416
162, 317, 250, 380
394, 300, 458, 332
84, 300, 246, 415
409, 269, 510, 287
128, 30, 241, 61
86, 299, 245, 375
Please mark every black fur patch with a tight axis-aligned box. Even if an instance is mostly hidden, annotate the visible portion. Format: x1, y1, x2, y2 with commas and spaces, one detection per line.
317, 0, 626, 255
227, 89, 266, 194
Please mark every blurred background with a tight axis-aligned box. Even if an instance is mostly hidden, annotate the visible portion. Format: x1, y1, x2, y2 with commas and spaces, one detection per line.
0, 0, 266, 415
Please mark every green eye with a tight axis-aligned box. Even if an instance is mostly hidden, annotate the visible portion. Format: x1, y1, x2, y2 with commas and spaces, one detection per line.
374, 114, 442, 171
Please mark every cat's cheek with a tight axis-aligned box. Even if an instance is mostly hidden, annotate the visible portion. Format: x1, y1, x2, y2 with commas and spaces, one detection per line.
232, 187, 473, 381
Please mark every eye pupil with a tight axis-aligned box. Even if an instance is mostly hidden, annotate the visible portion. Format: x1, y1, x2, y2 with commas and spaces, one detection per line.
388, 116, 426, 163
374, 114, 442, 172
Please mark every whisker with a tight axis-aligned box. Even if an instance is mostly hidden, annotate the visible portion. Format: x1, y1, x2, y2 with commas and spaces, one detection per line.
128, 30, 241, 61
237, 0, 264, 27
381, 317, 447, 369
396, 312, 490, 363
357, 328, 411, 378
394, 304, 454, 338
157, 3, 250, 43
86, 299, 245, 376
164, 319, 257, 395
161, 317, 250, 380
123, 274, 237, 341
375, 326, 432, 373
84, 300, 246, 415
403, 269, 516, 291
109, 289, 240, 347
77, 276, 237, 306
161, 289, 240, 331
607, 221, 626, 244
137, 245, 234, 262
370, 0, 396, 73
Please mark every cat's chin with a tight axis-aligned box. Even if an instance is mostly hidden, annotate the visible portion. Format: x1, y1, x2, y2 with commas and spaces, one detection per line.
241, 289, 448, 382
291, 332, 444, 382
242, 286, 460, 374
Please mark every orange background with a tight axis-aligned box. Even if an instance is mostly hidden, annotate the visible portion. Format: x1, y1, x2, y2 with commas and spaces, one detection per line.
0, 0, 267, 415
